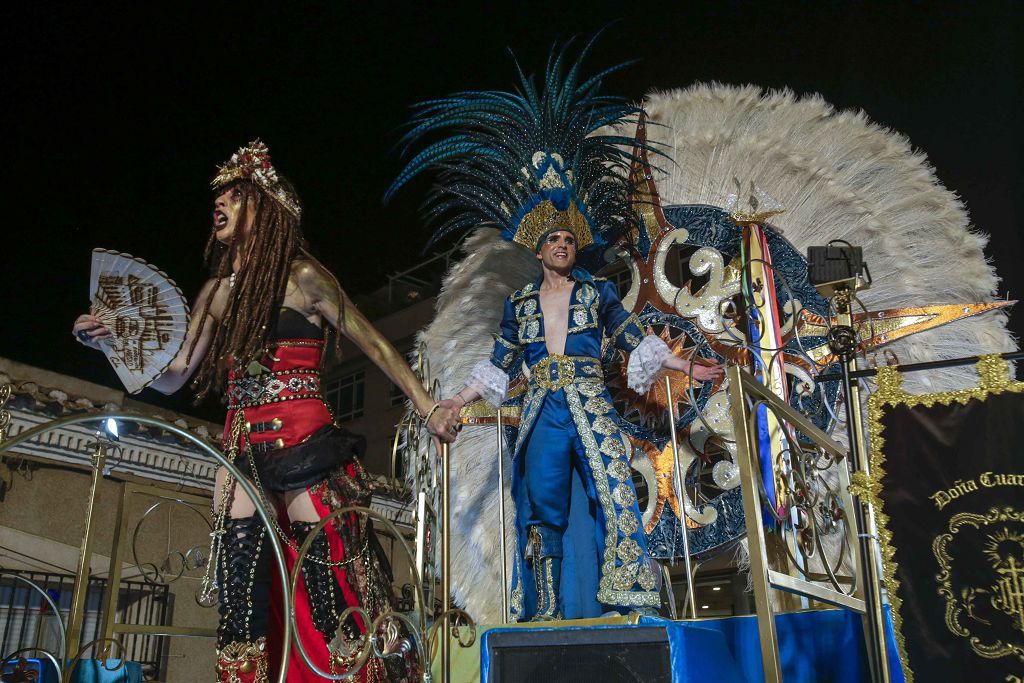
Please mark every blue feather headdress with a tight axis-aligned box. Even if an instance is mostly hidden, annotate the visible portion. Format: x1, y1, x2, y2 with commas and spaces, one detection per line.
386, 34, 657, 266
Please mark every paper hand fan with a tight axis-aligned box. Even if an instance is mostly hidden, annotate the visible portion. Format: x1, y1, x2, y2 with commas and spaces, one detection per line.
90, 248, 190, 394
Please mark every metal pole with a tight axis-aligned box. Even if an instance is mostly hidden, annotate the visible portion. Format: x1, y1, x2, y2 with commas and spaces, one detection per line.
835, 286, 891, 683
441, 442, 451, 683
818, 349, 1024, 383
496, 411, 510, 624
65, 440, 108, 668
727, 366, 783, 683
415, 491, 428, 617
664, 376, 698, 620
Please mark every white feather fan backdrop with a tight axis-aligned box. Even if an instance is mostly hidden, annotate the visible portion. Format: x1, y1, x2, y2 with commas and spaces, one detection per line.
413, 83, 1016, 623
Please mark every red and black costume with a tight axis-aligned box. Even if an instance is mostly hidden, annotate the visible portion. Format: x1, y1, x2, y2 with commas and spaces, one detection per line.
215, 308, 414, 683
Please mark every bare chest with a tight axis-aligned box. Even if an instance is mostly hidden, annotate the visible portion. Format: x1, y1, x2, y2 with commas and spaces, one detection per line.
538, 286, 574, 355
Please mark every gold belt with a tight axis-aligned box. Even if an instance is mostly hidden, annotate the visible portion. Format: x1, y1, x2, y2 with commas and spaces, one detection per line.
530, 355, 603, 392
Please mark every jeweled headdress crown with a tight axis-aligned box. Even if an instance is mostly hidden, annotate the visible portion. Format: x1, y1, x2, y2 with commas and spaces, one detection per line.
211, 139, 302, 220
386, 34, 657, 266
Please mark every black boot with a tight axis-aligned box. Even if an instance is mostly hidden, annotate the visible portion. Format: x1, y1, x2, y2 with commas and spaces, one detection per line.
216, 515, 271, 682
527, 526, 563, 621
291, 521, 351, 644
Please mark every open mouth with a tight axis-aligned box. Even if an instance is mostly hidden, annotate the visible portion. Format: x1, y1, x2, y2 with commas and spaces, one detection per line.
213, 210, 228, 229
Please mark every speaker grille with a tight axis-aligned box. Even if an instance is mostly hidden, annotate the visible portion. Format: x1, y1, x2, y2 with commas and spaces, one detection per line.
487, 626, 671, 683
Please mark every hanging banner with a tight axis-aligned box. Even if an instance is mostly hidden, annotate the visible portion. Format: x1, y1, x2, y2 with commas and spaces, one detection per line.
865, 355, 1024, 682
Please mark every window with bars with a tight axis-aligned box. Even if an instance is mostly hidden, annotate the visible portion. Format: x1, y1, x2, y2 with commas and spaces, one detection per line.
388, 382, 407, 408
0, 571, 170, 680
324, 370, 365, 422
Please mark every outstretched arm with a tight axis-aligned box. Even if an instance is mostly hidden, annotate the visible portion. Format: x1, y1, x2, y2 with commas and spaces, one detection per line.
599, 280, 723, 392
446, 295, 521, 411
72, 277, 230, 395
295, 260, 459, 442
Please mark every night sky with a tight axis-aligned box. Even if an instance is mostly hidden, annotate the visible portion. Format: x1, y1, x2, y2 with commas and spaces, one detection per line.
3, 2, 1020, 420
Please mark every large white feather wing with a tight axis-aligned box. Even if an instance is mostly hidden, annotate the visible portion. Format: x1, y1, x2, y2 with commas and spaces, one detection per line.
415, 231, 540, 620
641, 84, 1015, 394
89, 248, 190, 394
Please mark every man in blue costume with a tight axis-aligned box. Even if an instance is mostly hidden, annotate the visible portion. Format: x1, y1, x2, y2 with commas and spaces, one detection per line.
387, 37, 721, 620
446, 221, 721, 620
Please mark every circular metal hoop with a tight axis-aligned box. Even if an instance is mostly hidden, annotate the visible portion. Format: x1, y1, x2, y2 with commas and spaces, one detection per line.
0, 413, 293, 683
131, 497, 214, 588
287, 505, 432, 680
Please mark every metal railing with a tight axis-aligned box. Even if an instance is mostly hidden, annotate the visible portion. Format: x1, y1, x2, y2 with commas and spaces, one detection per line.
0, 571, 169, 679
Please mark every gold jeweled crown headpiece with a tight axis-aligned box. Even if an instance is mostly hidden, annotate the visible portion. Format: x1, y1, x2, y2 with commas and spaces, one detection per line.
211, 139, 302, 220
515, 199, 593, 252
510, 152, 594, 251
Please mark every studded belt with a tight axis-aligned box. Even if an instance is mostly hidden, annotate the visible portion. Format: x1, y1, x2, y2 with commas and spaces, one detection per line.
227, 369, 323, 409
529, 355, 603, 392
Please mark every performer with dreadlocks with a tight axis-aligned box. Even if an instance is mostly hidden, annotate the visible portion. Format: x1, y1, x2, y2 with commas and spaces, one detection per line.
388, 37, 722, 621
74, 140, 458, 681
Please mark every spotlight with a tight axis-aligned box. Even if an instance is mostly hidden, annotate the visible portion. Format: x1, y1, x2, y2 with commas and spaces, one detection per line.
807, 241, 871, 297
103, 417, 120, 441
712, 586, 721, 591
701, 605, 710, 610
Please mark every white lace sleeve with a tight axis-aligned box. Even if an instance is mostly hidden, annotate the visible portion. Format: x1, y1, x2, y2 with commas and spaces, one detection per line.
627, 335, 674, 394
467, 359, 509, 407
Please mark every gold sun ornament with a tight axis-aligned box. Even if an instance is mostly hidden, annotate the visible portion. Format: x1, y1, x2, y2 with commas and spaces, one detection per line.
984, 528, 1024, 568
607, 326, 721, 429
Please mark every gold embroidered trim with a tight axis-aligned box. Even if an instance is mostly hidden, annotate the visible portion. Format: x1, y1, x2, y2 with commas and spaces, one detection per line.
529, 356, 603, 392
866, 354, 1024, 682
491, 334, 521, 369
618, 509, 640, 536
933, 506, 1024, 661
567, 302, 600, 334
510, 283, 537, 302
564, 385, 622, 603
610, 313, 642, 343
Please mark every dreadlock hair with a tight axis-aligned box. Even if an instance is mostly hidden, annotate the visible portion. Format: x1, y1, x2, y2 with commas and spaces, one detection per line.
188, 178, 304, 401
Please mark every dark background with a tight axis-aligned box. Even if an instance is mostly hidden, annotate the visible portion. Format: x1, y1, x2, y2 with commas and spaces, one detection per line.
3, 1, 1020, 420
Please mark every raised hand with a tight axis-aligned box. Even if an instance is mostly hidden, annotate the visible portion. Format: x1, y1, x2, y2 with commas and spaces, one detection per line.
662, 354, 726, 383
72, 313, 112, 350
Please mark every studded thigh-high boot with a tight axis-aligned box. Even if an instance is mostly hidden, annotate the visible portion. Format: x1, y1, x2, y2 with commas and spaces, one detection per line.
290, 521, 347, 643
216, 515, 271, 683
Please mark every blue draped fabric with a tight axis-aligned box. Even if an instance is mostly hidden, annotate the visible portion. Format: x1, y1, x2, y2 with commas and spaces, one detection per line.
479, 608, 905, 682
69, 660, 143, 682
640, 606, 905, 683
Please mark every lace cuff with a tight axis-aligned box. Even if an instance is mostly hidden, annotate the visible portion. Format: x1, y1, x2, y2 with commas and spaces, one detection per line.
627, 335, 674, 394
467, 359, 509, 407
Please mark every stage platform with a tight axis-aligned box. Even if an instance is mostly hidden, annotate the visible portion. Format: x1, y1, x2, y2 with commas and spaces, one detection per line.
431, 608, 905, 682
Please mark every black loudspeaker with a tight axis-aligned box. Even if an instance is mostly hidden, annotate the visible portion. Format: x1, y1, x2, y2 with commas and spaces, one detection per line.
483, 626, 672, 683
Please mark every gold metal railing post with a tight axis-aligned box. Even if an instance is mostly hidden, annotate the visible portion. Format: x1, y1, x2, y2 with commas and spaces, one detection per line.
441, 441, 451, 683
99, 482, 129, 645
496, 411, 510, 624
834, 286, 891, 683
727, 364, 783, 682
664, 375, 697, 620
65, 439, 109, 668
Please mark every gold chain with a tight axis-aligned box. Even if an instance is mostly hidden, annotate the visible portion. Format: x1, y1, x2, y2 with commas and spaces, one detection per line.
199, 412, 246, 604
237, 408, 369, 567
